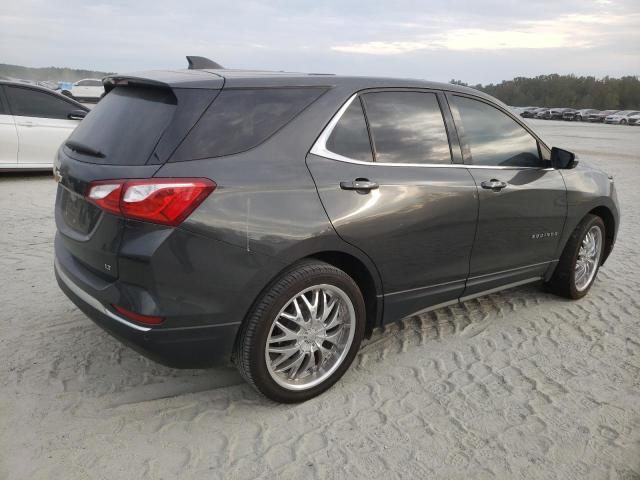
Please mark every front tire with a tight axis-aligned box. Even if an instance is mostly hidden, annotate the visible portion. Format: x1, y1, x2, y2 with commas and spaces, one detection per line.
234, 261, 365, 402
546, 214, 605, 299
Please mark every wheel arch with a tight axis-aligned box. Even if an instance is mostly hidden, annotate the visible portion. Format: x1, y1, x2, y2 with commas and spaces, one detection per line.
305, 250, 382, 337
589, 205, 616, 264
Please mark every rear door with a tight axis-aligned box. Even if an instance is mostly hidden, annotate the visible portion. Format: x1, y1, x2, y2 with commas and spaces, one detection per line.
0, 87, 18, 165
447, 93, 566, 297
308, 90, 478, 321
5, 85, 82, 165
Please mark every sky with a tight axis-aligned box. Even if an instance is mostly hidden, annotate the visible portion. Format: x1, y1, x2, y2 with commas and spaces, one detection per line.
1, 0, 639, 84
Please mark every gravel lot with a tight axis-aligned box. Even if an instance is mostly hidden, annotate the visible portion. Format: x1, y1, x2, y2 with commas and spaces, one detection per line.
1, 120, 639, 479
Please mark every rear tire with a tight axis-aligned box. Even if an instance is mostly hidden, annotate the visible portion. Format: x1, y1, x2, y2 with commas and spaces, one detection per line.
546, 214, 605, 299
233, 260, 365, 403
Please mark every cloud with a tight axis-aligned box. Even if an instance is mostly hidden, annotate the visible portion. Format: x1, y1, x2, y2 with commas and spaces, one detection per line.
0, 0, 638, 84
331, 12, 639, 54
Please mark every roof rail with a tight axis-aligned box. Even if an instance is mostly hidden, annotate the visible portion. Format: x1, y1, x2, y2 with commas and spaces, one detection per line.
186, 56, 224, 70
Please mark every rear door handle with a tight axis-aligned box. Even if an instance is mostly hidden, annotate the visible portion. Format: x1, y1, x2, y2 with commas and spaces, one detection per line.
480, 179, 508, 191
340, 179, 379, 192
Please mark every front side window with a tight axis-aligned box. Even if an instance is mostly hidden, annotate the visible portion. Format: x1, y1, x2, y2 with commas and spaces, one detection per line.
6, 86, 76, 119
325, 98, 373, 162
361, 91, 451, 164
453, 95, 541, 167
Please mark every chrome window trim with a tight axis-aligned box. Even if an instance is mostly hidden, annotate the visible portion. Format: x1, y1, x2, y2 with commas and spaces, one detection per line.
310, 94, 362, 163
55, 258, 152, 332
310, 93, 554, 171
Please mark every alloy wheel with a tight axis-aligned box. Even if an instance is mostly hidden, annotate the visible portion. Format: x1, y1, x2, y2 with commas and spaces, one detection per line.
265, 284, 356, 390
575, 226, 603, 291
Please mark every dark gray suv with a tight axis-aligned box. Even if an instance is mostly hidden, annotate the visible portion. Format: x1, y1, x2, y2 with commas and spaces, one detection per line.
54, 69, 619, 402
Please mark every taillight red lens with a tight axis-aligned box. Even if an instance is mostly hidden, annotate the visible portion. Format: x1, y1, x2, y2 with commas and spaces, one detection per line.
86, 178, 216, 226
112, 304, 164, 325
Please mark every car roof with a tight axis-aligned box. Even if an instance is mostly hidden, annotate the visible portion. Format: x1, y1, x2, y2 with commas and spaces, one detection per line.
103, 68, 500, 103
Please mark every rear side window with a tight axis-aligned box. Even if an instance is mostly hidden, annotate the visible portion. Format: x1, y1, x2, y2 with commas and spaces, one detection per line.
171, 88, 326, 161
452, 95, 540, 167
361, 91, 451, 164
5, 86, 77, 119
325, 98, 373, 162
66, 86, 176, 165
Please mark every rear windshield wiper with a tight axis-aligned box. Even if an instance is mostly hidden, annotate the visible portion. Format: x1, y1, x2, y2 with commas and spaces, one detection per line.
65, 140, 105, 158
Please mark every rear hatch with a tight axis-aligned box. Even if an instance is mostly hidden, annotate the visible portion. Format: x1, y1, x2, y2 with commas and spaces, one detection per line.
55, 75, 221, 280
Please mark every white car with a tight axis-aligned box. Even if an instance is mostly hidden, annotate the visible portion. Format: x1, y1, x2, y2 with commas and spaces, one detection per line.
604, 110, 640, 125
0, 81, 88, 171
61, 78, 104, 103
627, 113, 640, 126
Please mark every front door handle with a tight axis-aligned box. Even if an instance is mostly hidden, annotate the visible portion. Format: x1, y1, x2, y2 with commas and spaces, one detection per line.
480, 179, 508, 192
340, 179, 379, 192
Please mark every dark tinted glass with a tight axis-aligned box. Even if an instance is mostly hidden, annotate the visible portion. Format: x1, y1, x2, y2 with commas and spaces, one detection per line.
326, 98, 372, 162
67, 86, 176, 165
6, 86, 76, 119
361, 91, 451, 164
172, 88, 326, 161
454, 96, 540, 167
77, 80, 102, 87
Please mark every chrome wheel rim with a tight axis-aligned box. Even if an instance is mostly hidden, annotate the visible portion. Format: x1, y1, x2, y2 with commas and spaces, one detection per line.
265, 284, 356, 391
575, 225, 603, 291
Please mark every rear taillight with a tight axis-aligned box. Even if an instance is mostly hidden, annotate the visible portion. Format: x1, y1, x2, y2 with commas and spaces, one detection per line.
86, 178, 216, 226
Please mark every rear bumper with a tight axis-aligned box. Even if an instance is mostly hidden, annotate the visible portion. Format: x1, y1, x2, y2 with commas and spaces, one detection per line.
55, 256, 239, 368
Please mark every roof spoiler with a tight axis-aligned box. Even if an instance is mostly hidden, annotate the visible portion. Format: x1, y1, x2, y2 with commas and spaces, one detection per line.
186, 56, 223, 70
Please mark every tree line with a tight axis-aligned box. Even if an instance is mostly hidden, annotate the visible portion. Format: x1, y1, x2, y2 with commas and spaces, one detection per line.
0, 64, 111, 83
451, 74, 640, 110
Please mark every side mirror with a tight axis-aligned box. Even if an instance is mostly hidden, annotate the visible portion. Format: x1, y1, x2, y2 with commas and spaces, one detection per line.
68, 110, 87, 120
550, 147, 578, 169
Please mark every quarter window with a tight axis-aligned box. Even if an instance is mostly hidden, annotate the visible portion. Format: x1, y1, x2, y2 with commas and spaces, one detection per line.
5, 86, 76, 119
325, 98, 373, 162
172, 88, 326, 161
453, 96, 541, 167
361, 91, 451, 164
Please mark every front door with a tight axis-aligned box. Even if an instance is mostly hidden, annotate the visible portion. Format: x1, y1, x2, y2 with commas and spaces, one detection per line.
308, 90, 478, 321
448, 93, 566, 297
5, 85, 81, 165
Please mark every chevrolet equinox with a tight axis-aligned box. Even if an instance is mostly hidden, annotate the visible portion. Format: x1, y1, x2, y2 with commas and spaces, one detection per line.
54, 68, 619, 402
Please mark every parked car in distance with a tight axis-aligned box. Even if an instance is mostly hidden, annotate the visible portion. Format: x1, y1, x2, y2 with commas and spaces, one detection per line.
627, 113, 640, 126
53, 68, 619, 402
549, 108, 575, 120
60, 79, 104, 103
604, 110, 640, 125
588, 110, 619, 122
564, 109, 599, 121
0, 81, 88, 171
520, 107, 543, 118
535, 108, 552, 119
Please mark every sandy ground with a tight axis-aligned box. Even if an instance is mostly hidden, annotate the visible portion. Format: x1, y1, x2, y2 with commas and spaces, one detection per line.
0, 120, 639, 479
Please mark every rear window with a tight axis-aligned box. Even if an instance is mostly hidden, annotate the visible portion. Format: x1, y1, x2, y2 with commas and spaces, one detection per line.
66, 86, 176, 165
171, 87, 326, 161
